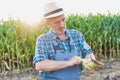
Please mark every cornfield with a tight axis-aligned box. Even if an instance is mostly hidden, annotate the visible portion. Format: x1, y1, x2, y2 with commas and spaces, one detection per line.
0, 18, 49, 72
0, 13, 120, 72
66, 13, 120, 59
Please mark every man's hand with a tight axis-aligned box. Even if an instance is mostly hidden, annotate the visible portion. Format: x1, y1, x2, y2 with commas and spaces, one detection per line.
91, 59, 104, 66
81, 59, 92, 70
68, 56, 82, 67
81, 59, 104, 71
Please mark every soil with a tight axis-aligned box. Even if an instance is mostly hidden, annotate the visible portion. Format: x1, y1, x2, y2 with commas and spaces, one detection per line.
81, 59, 120, 80
0, 59, 120, 80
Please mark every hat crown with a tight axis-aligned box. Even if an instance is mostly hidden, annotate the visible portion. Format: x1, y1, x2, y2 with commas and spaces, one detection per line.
44, 2, 60, 14
43, 2, 64, 18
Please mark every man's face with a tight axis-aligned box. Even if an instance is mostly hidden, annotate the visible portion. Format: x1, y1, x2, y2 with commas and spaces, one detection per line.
46, 14, 66, 35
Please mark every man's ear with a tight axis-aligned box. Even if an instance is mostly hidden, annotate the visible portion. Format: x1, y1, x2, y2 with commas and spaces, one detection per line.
44, 19, 50, 26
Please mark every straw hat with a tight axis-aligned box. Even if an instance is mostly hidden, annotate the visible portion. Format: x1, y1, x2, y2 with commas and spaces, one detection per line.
43, 2, 64, 18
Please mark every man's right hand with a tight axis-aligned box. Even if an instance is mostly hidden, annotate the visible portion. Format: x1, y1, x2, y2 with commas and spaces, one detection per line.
68, 56, 82, 67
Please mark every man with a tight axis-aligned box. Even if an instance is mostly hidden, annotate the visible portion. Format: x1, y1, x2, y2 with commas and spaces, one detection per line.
33, 2, 103, 80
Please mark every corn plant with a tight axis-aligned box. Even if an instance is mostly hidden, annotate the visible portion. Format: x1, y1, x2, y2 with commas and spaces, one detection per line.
0, 13, 120, 72
66, 13, 120, 60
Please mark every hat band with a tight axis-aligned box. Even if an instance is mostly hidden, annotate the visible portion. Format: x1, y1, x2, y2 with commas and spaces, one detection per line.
44, 8, 63, 17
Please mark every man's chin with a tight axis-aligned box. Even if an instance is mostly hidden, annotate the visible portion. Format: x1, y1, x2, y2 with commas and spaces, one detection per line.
56, 31, 65, 35
56, 32, 64, 35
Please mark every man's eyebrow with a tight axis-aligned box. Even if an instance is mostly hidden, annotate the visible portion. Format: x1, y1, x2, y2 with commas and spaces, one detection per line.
62, 18, 65, 21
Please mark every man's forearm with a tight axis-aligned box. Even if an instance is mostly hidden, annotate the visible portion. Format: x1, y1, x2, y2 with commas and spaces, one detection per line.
35, 60, 70, 71
85, 53, 96, 60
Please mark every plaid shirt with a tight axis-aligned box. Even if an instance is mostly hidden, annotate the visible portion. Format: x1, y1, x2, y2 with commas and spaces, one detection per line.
33, 29, 93, 78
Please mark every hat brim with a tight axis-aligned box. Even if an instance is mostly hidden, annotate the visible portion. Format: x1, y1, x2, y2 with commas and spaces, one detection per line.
44, 11, 64, 19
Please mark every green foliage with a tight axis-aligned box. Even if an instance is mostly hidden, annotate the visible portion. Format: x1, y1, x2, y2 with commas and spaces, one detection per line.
0, 18, 49, 72
0, 13, 120, 72
66, 13, 120, 59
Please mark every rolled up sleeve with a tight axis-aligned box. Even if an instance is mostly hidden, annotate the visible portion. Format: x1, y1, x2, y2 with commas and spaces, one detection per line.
83, 40, 93, 55
33, 39, 47, 65
74, 30, 93, 58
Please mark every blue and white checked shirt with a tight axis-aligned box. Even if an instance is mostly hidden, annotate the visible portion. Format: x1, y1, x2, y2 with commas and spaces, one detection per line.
33, 29, 93, 78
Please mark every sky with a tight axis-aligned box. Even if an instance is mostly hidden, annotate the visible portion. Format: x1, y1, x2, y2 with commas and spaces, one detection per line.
0, 0, 120, 24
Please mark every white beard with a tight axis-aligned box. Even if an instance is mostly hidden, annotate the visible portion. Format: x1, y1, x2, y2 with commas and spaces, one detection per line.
51, 27, 66, 35
56, 29, 66, 35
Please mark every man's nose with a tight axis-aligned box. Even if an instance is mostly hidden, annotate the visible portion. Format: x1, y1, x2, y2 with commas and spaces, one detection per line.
59, 21, 64, 27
